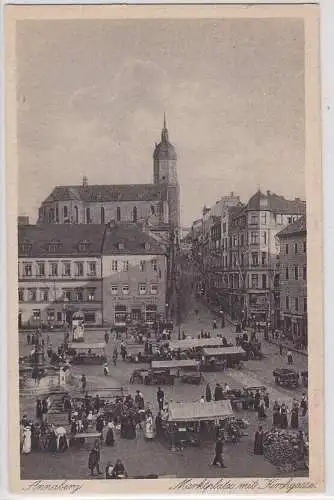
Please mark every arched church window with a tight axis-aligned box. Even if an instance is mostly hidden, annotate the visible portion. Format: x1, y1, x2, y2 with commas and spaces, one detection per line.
74, 206, 79, 224
101, 206, 105, 224
132, 206, 137, 223
116, 206, 121, 222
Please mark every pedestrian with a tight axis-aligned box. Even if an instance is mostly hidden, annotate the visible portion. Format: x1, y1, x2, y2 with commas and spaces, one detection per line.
35, 399, 43, 421
272, 401, 281, 427
200, 396, 205, 403
112, 347, 118, 366
27, 333, 31, 345
279, 343, 283, 356
290, 401, 299, 429
257, 401, 266, 421
81, 374, 87, 393
104, 331, 109, 344
214, 383, 223, 402
205, 383, 212, 402
253, 426, 264, 455
287, 350, 293, 365
213, 320, 217, 330
211, 437, 226, 467
157, 387, 164, 411
88, 445, 101, 476
280, 403, 288, 429
103, 363, 109, 376
300, 393, 308, 417
264, 391, 270, 409
105, 461, 114, 479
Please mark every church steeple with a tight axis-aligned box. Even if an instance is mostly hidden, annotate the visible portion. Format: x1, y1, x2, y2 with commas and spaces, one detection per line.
161, 112, 169, 143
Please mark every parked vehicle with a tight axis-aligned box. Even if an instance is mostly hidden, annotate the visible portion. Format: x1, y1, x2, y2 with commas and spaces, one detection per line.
67, 343, 107, 365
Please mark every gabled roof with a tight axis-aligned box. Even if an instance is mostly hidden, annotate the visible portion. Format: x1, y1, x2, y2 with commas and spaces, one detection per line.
102, 223, 168, 256
18, 224, 106, 257
277, 215, 306, 238
42, 184, 168, 204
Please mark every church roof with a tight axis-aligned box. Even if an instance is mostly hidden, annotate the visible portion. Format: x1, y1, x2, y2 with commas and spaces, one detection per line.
42, 183, 168, 205
153, 113, 177, 161
153, 141, 177, 161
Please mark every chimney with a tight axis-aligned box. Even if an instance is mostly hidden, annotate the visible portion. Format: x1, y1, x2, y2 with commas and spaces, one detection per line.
266, 190, 271, 196
82, 176, 88, 188
230, 192, 234, 197
18, 215, 29, 226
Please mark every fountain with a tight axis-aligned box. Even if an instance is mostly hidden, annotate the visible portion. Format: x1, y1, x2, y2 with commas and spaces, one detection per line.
19, 331, 74, 396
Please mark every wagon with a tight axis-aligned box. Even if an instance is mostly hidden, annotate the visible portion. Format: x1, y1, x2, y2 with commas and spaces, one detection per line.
67, 343, 107, 365
201, 347, 246, 370
273, 368, 299, 388
144, 368, 175, 386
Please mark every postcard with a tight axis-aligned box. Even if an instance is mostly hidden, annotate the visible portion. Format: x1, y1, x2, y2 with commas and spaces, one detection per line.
4, 2, 323, 495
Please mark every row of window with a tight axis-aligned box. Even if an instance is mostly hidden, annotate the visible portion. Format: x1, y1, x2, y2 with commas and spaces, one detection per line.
28, 309, 97, 324
19, 287, 97, 302
20, 261, 97, 278
111, 284, 159, 295
44, 204, 158, 224
110, 259, 159, 273
284, 296, 307, 313
285, 241, 307, 254
284, 265, 307, 281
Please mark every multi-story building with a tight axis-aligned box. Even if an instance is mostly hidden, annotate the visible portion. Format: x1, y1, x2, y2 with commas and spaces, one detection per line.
222, 190, 306, 324
18, 224, 105, 328
102, 223, 168, 327
37, 116, 180, 234
277, 215, 307, 346
18, 222, 169, 329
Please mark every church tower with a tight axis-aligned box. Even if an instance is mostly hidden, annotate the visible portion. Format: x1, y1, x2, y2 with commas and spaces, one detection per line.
153, 114, 180, 232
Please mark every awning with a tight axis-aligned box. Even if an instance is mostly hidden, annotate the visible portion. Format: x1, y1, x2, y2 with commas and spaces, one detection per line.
202, 347, 245, 356
151, 360, 199, 370
169, 338, 223, 351
68, 343, 106, 350
168, 400, 233, 422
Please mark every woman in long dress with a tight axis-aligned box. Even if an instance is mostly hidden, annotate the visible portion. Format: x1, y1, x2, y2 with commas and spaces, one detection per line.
22, 427, 32, 454
290, 402, 299, 429
280, 404, 288, 429
105, 422, 115, 446
145, 416, 155, 440
272, 401, 281, 427
253, 426, 264, 455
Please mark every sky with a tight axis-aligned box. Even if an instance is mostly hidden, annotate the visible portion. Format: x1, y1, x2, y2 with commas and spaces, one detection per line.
17, 18, 305, 226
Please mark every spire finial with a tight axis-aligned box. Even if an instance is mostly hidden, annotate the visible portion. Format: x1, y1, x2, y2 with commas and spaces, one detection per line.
161, 112, 169, 143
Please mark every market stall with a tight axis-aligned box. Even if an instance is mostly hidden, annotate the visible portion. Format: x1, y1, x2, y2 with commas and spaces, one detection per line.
201, 346, 247, 370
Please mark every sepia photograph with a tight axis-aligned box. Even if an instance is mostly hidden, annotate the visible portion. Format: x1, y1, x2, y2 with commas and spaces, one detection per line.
4, 3, 323, 495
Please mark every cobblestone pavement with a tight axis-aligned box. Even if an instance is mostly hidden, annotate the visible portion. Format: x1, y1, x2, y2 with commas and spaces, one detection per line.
19, 294, 308, 480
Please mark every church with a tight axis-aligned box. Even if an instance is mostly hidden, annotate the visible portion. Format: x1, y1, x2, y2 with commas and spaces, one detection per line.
37, 116, 180, 234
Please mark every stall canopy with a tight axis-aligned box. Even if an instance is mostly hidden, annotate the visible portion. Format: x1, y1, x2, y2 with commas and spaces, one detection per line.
202, 347, 245, 357
68, 343, 106, 350
168, 401, 233, 422
151, 360, 200, 370
169, 338, 223, 351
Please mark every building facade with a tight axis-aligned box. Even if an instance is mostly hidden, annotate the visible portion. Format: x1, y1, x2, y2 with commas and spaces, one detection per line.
37, 117, 180, 234
102, 224, 168, 326
18, 224, 105, 328
277, 216, 307, 346
18, 223, 169, 329
221, 190, 306, 324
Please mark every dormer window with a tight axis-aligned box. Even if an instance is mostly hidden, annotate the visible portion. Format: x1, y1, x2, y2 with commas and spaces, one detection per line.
78, 240, 91, 252
118, 242, 125, 250
48, 241, 62, 253
144, 242, 151, 250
